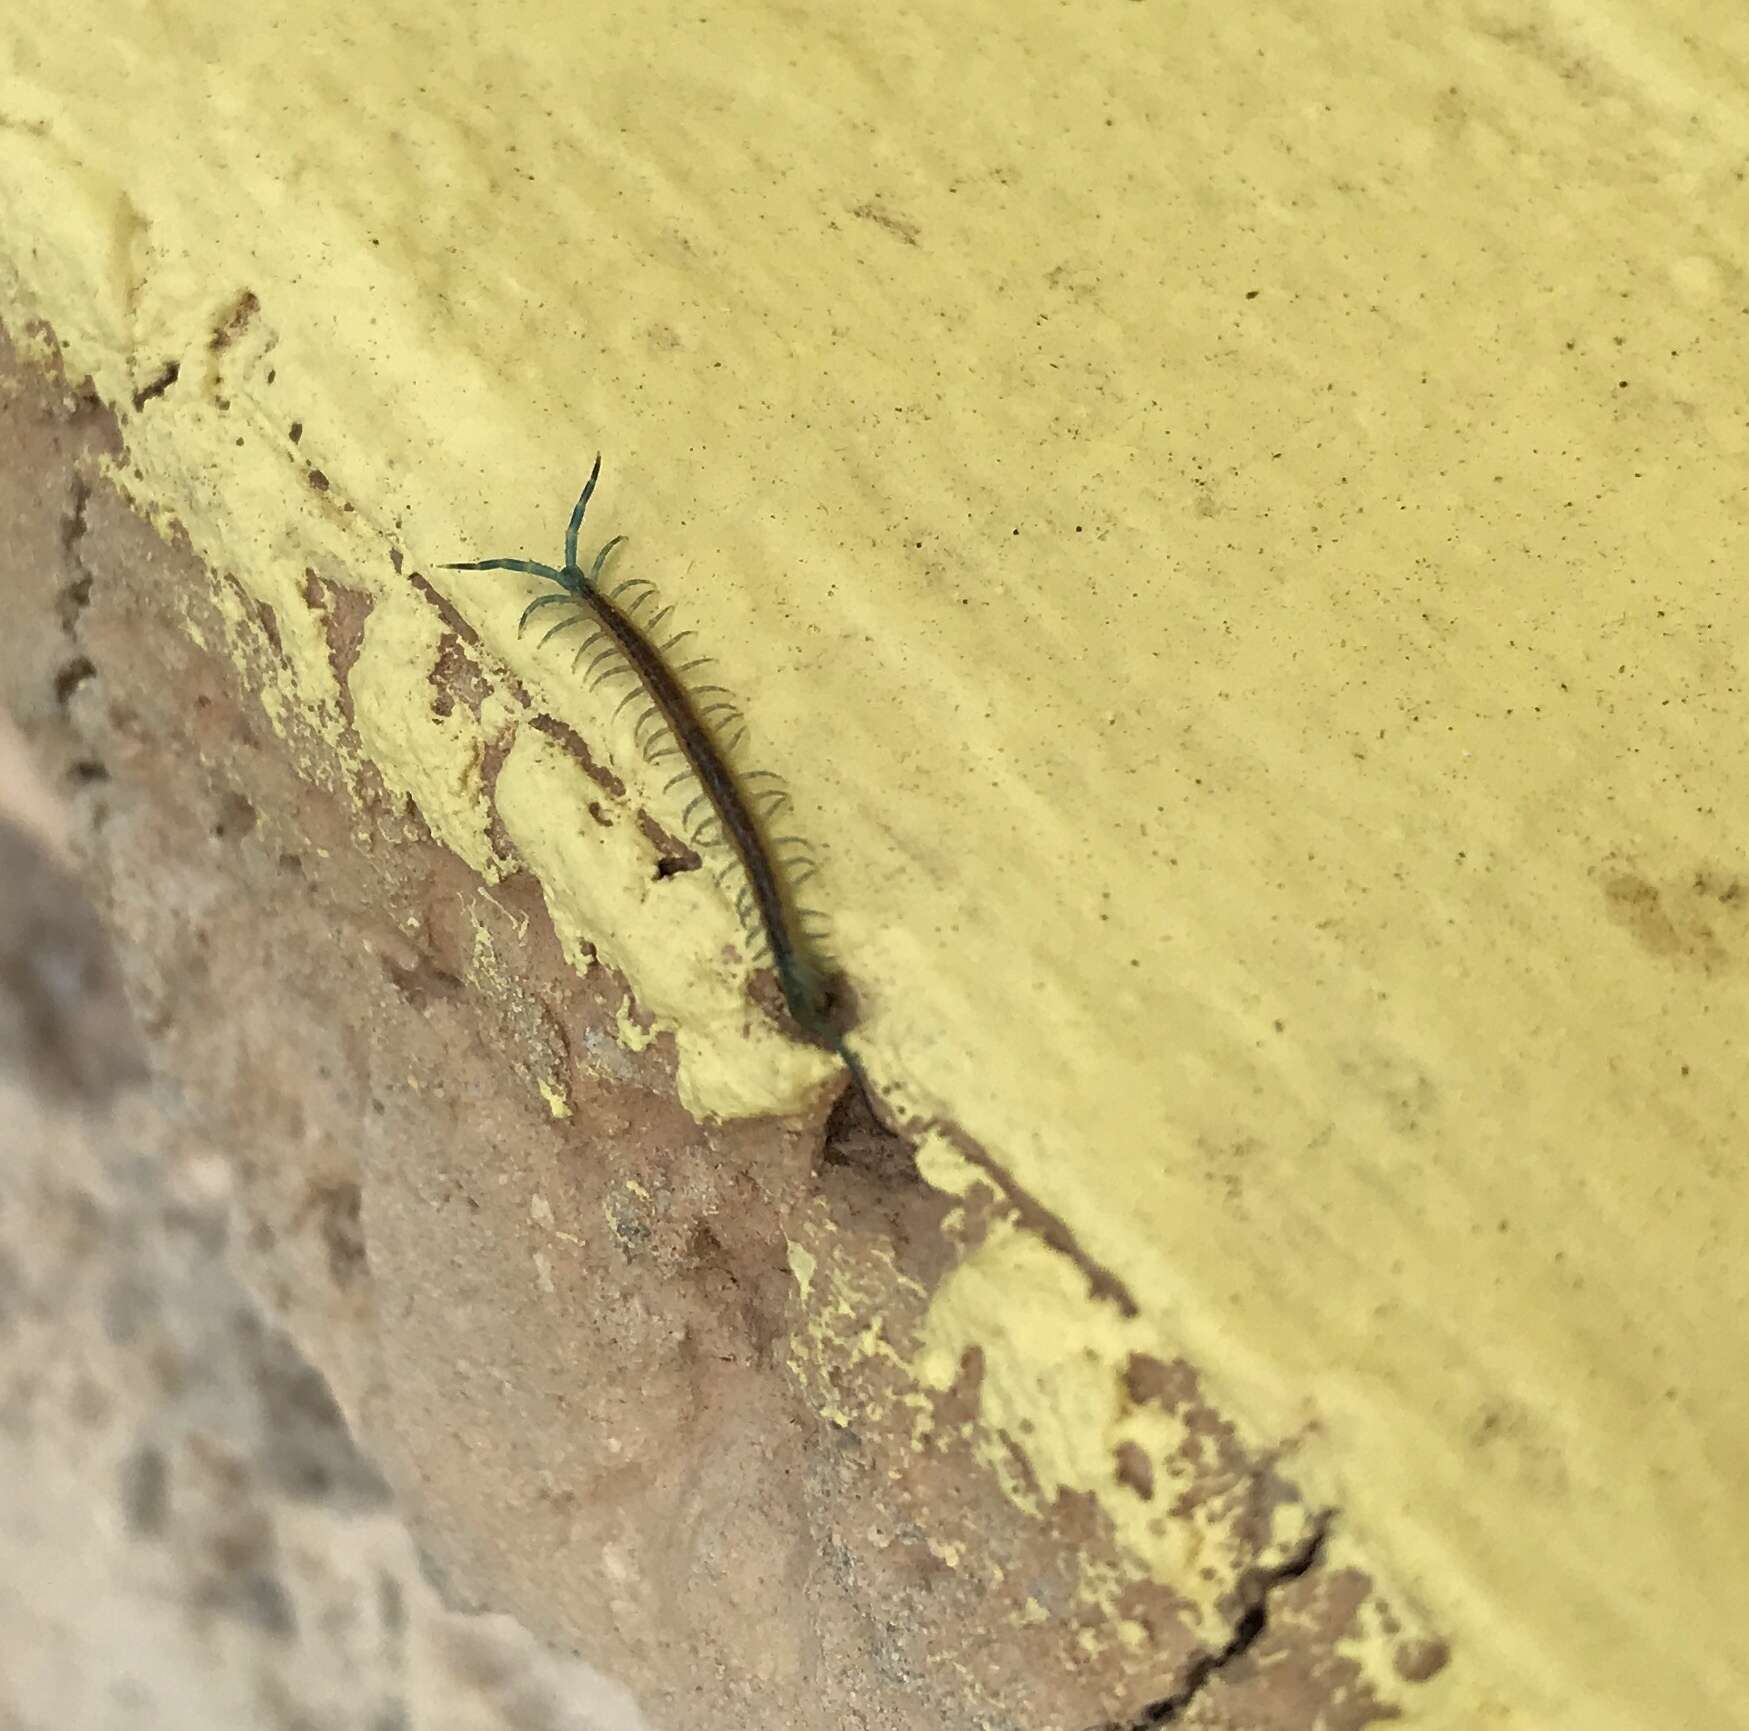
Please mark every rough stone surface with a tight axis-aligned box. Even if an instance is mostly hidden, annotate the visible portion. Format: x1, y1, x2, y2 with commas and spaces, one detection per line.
0, 746, 653, 1731
0, 322, 1407, 1731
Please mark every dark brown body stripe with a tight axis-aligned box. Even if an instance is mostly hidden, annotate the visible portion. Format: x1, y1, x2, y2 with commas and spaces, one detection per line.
583, 587, 812, 1022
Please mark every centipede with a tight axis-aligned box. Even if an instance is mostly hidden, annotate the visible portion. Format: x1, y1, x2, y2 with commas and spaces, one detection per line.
443, 454, 847, 1047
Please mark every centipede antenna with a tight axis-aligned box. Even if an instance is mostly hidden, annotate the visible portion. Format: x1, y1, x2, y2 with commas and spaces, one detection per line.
443, 556, 564, 581
518, 590, 575, 633
563, 454, 604, 570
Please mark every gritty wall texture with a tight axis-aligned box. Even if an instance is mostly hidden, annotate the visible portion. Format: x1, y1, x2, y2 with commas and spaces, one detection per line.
0, 567, 662, 1731
0, 811, 648, 1731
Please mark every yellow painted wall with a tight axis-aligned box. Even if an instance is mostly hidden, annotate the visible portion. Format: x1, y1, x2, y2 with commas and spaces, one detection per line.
3, 3, 1745, 1725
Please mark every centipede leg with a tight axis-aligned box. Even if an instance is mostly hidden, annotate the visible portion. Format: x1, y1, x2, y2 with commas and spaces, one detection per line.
518, 590, 576, 633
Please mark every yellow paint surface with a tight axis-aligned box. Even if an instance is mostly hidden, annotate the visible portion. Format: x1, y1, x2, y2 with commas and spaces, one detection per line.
4, 3, 1746, 1723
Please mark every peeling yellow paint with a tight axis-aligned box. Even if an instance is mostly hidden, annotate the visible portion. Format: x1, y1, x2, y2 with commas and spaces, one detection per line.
916, 1206, 1320, 1646
613, 997, 657, 1054
4, 2, 1746, 1723
466, 905, 499, 981
788, 1203, 932, 1438
348, 588, 510, 880
785, 1240, 817, 1303
475, 888, 529, 942
926, 1537, 964, 1572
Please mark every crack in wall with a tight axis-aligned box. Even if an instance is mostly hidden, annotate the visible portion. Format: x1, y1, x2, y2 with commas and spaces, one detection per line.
53, 469, 112, 805
932, 1118, 1139, 1318
56, 473, 94, 642
1103, 1509, 1334, 1731
841, 1050, 1139, 1316
53, 656, 97, 705
59, 471, 91, 562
